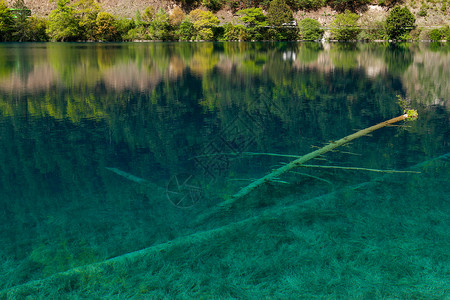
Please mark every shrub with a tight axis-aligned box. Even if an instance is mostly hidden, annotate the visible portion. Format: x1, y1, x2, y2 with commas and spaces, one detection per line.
443, 26, 450, 40
298, 18, 323, 40
385, 6, 415, 40
428, 28, 442, 41
357, 16, 386, 41
329, 10, 360, 40
418, 4, 427, 17
426, 26, 450, 41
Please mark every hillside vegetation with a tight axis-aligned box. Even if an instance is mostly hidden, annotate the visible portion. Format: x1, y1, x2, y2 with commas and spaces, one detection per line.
0, 0, 449, 41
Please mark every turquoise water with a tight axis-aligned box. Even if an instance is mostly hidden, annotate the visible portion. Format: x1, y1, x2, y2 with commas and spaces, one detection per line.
0, 42, 449, 298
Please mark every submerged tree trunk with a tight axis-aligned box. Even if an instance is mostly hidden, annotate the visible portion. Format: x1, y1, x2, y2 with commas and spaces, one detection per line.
219, 114, 410, 207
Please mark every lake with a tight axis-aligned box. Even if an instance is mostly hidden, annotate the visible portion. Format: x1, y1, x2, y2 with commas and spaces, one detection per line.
0, 42, 449, 298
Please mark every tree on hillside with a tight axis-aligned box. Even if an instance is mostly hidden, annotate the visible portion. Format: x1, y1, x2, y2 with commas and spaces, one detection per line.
328, 0, 371, 12
74, 0, 100, 40
26, 16, 48, 41
11, 0, 29, 41
142, 6, 155, 23
0, 1, 14, 41
330, 10, 360, 40
202, 0, 225, 11
237, 8, 267, 27
169, 7, 185, 27
385, 6, 415, 40
298, 18, 323, 40
47, 0, 81, 41
95, 12, 119, 41
177, 17, 195, 40
149, 8, 171, 40
267, 0, 294, 27
237, 7, 267, 40
288, 0, 325, 11
189, 9, 219, 40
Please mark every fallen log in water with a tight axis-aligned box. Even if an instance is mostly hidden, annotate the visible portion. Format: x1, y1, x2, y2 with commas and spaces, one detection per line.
218, 113, 412, 208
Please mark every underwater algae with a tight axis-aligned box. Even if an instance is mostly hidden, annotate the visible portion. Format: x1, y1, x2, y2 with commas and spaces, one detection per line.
1, 153, 448, 299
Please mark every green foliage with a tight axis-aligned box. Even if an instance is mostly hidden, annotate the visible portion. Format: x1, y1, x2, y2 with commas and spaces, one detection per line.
428, 28, 442, 41
169, 6, 185, 27
177, 18, 195, 40
0, 1, 14, 41
385, 6, 415, 40
116, 18, 136, 41
298, 18, 323, 40
443, 26, 450, 40
330, 10, 360, 40
149, 8, 172, 40
11, 0, 28, 41
74, 0, 100, 40
378, 0, 403, 7
46, 0, 81, 41
142, 6, 155, 23
189, 9, 219, 40
287, 0, 325, 10
405, 108, 418, 120
427, 26, 450, 41
223, 22, 245, 40
418, 2, 427, 17
327, 0, 371, 12
202, 0, 225, 11
396, 94, 410, 111
358, 19, 386, 41
126, 26, 150, 40
237, 8, 268, 27
236, 8, 268, 40
396, 95, 418, 120
267, 0, 294, 26
95, 12, 119, 41
25, 16, 48, 41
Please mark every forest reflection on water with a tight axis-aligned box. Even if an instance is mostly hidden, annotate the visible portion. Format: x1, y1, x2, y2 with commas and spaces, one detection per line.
0, 42, 448, 295
0, 42, 449, 101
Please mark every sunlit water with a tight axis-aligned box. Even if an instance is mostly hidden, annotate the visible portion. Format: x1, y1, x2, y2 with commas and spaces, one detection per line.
0, 42, 448, 296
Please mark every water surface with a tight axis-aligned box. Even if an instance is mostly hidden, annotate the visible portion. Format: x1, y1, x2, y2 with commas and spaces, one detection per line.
0, 42, 448, 297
